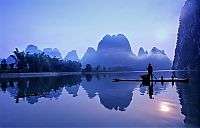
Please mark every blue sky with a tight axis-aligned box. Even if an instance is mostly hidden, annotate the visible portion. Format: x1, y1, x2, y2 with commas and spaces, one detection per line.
0, 0, 185, 59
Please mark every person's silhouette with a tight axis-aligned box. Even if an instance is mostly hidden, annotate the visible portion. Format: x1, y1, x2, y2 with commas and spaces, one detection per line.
147, 64, 153, 80
161, 76, 164, 85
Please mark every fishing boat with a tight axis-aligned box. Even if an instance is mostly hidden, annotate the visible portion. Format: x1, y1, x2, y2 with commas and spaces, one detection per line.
113, 65, 189, 84
113, 74, 189, 84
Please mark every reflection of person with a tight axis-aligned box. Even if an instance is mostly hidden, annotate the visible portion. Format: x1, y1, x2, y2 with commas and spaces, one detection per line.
147, 64, 153, 80
171, 75, 174, 86
148, 82, 154, 99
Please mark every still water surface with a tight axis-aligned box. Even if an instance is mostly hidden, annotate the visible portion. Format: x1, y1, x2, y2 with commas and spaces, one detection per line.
0, 71, 199, 127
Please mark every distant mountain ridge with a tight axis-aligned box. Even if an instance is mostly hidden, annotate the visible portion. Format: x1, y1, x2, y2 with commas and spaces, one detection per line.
150, 47, 166, 55
81, 47, 96, 64
43, 48, 62, 59
25, 45, 62, 59
9, 33, 172, 71
64, 50, 80, 62
81, 34, 172, 70
25, 45, 42, 54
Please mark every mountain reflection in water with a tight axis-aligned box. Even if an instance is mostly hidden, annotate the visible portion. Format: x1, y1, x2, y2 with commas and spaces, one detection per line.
0, 72, 169, 110
0, 71, 199, 127
175, 71, 200, 126
0, 76, 81, 104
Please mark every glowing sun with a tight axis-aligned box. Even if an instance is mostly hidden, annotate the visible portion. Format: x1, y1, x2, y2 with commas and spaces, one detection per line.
155, 28, 169, 41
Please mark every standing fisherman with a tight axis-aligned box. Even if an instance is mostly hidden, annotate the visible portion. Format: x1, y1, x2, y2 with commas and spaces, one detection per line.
147, 64, 153, 80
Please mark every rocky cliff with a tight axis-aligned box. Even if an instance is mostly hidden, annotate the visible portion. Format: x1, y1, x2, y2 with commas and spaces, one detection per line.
173, 0, 200, 70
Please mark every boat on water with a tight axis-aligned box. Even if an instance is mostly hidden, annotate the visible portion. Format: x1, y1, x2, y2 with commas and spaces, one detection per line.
113, 74, 189, 84
112, 78, 189, 83
113, 64, 189, 84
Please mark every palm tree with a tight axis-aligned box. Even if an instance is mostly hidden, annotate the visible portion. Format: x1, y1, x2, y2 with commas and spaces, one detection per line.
13, 48, 27, 72
9, 55, 17, 72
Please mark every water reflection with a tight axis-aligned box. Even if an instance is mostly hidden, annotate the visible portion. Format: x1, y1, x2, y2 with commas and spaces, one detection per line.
82, 74, 136, 111
0, 73, 170, 110
160, 102, 170, 112
175, 71, 200, 127
0, 71, 199, 127
0, 76, 81, 104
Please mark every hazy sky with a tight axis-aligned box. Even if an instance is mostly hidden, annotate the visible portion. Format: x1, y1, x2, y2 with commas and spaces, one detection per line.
0, 0, 185, 59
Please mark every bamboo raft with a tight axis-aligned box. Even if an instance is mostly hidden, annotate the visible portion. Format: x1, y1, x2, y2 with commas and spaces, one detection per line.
112, 78, 189, 83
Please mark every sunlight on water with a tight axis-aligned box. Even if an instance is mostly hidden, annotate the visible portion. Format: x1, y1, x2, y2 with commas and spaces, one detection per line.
160, 102, 170, 112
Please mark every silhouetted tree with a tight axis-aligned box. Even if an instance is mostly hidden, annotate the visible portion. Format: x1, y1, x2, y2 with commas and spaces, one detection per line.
25, 53, 40, 72
2, 48, 82, 73
1, 59, 7, 71
9, 55, 17, 71
13, 48, 27, 72
95, 65, 101, 71
85, 64, 92, 72
9, 63, 15, 71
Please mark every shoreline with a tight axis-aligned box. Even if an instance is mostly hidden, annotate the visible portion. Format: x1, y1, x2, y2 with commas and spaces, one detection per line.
0, 72, 82, 79
0, 70, 196, 79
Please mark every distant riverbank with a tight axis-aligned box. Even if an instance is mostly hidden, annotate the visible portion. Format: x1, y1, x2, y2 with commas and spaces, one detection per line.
0, 70, 192, 79
0, 72, 82, 79
0, 71, 124, 79
0, 71, 137, 79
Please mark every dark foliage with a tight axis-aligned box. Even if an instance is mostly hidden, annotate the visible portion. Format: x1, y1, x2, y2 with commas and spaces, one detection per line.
0, 48, 82, 72
1, 59, 7, 71
84, 64, 92, 72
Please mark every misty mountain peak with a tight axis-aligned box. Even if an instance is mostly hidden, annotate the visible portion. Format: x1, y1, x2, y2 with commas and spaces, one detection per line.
87, 47, 96, 53
7, 55, 16, 64
116, 34, 127, 38
138, 47, 147, 56
64, 50, 79, 62
25, 44, 41, 54
43, 48, 52, 52
150, 47, 166, 55
43, 48, 62, 59
81, 47, 97, 64
97, 34, 133, 54
53, 48, 59, 52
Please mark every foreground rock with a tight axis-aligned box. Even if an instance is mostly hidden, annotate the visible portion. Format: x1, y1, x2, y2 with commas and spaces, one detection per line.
173, 0, 200, 70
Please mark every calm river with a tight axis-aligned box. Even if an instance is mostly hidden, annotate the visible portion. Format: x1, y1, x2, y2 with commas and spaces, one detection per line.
0, 71, 199, 127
